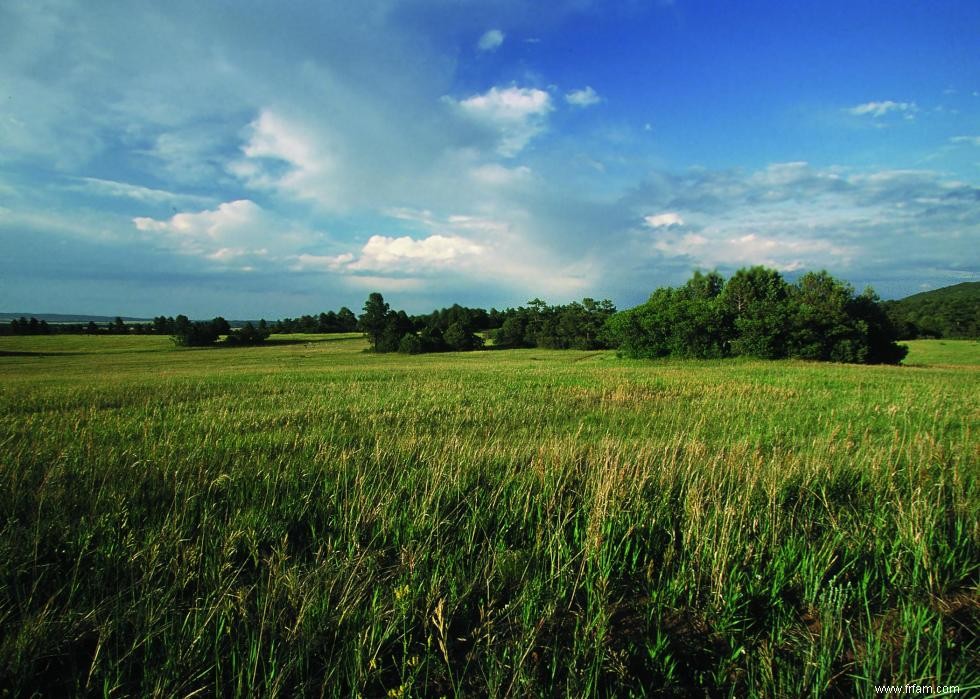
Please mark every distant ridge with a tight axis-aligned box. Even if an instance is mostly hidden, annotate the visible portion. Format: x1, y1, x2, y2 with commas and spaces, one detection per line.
0, 313, 151, 323
883, 281, 979, 339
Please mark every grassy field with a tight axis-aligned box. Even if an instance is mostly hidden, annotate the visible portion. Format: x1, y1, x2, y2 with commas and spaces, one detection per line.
901, 339, 980, 367
0, 335, 977, 696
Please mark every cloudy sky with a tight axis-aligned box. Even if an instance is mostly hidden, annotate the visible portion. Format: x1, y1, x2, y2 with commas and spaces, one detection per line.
1, 0, 977, 317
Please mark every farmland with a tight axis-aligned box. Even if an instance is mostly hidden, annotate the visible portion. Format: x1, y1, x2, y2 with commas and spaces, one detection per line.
1, 335, 977, 696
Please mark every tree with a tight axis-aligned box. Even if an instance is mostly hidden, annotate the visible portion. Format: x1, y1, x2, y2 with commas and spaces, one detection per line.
224, 322, 270, 346
358, 293, 391, 351
670, 272, 728, 358
847, 288, 908, 364
605, 288, 677, 359
443, 321, 483, 351
788, 271, 859, 361
171, 320, 219, 347
398, 333, 423, 354
720, 266, 790, 358
337, 307, 358, 332
378, 310, 413, 353
493, 315, 529, 348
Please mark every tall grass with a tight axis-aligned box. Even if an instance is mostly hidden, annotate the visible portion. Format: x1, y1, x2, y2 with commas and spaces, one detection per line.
0, 335, 977, 696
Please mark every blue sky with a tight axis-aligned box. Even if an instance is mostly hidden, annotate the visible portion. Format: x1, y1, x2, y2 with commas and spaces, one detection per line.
1, 0, 977, 317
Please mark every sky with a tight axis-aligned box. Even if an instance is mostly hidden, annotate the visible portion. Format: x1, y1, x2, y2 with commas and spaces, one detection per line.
1, 0, 978, 318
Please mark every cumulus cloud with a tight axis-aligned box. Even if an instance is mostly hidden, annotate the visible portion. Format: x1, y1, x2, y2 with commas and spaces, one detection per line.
477, 29, 505, 52
133, 199, 317, 266
847, 100, 918, 119
448, 86, 553, 156
228, 110, 337, 203
565, 86, 602, 107
349, 234, 485, 272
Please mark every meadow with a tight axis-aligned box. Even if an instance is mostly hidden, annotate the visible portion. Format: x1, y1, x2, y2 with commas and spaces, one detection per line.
0, 334, 977, 696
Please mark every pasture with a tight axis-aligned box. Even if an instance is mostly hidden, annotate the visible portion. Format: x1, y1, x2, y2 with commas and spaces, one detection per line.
0, 335, 976, 696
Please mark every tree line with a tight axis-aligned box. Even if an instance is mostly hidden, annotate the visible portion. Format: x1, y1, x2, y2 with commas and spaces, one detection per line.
3, 316, 140, 336
4, 266, 913, 363
354, 267, 906, 364
356, 293, 619, 354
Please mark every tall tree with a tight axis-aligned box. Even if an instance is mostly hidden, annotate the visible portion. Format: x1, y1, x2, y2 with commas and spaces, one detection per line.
720, 266, 790, 358
358, 293, 391, 351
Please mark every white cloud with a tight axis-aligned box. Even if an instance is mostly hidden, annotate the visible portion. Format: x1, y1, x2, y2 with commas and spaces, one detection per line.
565, 86, 601, 107
644, 212, 684, 228
477, 29, 505, 52
347, 234, 485, 273
133, 199, 316, 265
448, 86, 553, 156
847, 100, 918, 119
228, 110, 338, 204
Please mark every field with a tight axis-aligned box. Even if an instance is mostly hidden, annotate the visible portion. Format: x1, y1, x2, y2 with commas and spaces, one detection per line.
1, 335, 977, 696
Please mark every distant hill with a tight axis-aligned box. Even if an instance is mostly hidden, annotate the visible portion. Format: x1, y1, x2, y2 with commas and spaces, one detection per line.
883, 282, 980, 339
0, 313, 150, 323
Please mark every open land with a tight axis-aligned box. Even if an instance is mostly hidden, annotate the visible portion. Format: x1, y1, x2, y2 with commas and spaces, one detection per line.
1, 335, 977, 696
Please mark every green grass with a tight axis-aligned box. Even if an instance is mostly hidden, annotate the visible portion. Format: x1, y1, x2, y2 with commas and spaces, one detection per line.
902, 339, 980, 367
0, 335, 977, 696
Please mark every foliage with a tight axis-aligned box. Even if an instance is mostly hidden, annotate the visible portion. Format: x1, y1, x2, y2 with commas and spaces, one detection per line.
609, 267, 908, 364
170, 316, 222, 347
358, 292, 391, 352
882, 281, 980, 339
0, 334, 976, 696
491, 297, 617, 350
222, 322, 270, 346
269, 308, 358, 334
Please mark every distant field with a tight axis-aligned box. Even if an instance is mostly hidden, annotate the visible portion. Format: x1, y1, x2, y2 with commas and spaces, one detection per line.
902, 338, 980, 367
0, 335, 976, 696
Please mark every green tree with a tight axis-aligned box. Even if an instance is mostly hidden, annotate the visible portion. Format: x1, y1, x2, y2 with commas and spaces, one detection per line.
337, 307, 358, 332
378, 310, 413, 353
788, 271, 859, 361
223, 322, 270, 346
398, 332, 423, 354
720, 266, 790, 358
443, 321, 483, 351
358, 293, 391, 351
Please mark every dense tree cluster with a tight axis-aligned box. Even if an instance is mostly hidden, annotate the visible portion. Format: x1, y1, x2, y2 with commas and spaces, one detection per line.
606, 267, 908, 364
355, 294, 618, 355
268, 308, 357, 334
169, 317, 269, 348
492, 298, 617, 349
358, 294, 486, 354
